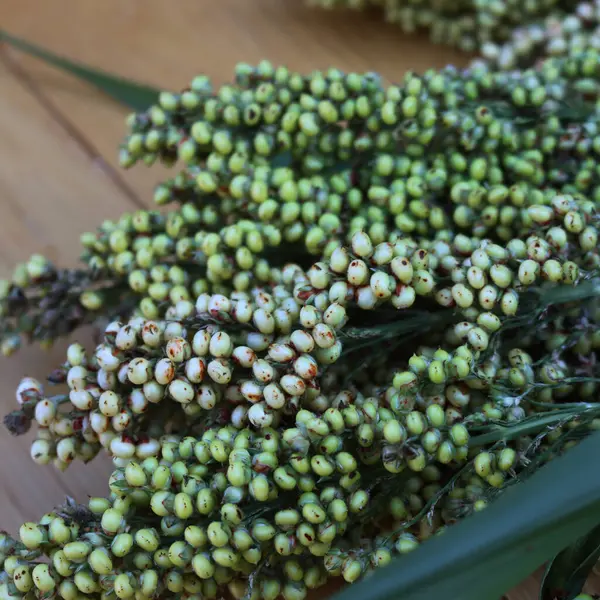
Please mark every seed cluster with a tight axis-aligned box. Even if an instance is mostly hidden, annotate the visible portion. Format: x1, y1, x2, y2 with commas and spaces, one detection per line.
3, 53, 600, 351
2, 49, 600, 599
308, 0, 600, 71
0, 429, 541, 600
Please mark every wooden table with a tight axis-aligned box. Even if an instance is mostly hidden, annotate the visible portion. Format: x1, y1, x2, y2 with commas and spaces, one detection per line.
0, 2, 598, 598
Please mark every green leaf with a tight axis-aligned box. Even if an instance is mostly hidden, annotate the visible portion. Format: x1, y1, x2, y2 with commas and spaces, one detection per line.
540, 524, 600, 600
0, 30, 160, 111
333, 432, 600, 600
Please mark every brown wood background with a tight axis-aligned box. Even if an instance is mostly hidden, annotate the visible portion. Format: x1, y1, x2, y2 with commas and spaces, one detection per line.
0, 1, 598, 598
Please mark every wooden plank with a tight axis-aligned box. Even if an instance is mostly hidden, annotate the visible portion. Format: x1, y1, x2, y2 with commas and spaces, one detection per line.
0, 63, 134, 532
0, 59, 142, 267
0, 0, 468, 82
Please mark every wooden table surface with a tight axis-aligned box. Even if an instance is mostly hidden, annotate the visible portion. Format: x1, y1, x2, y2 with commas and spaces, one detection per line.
0, 2, 597, 598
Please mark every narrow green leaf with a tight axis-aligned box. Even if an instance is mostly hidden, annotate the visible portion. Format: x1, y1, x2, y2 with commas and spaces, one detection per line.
333, 433, 600, 600
0, 30, 160, 111
540, 525, 600, 600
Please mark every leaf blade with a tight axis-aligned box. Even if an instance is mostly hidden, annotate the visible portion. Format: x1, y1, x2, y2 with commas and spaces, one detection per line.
333, 433, 600, 600
540, 524, 600, 600
0, 30, 160, 110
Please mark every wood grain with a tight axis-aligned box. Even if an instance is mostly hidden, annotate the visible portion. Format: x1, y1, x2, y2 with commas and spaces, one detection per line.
0, 1, 597, 598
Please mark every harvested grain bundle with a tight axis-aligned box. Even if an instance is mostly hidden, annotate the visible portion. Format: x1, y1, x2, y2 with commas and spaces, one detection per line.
1, 52, 600, 600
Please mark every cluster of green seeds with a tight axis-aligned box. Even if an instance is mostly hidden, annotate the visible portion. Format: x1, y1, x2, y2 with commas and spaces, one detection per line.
308, 0, 600, 71
2, 51, 600, 598
4, 52, 600, 352
0, 426, 536, 600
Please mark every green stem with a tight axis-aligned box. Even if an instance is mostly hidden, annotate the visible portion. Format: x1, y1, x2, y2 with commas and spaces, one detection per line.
469, 407, 600, 447
538, 278, 600, 307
